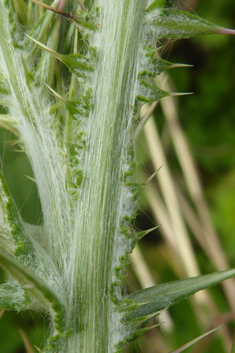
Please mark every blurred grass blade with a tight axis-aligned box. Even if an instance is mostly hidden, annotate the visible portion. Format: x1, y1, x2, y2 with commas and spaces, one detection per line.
169, 325, 223, 353
124, 269, 235, 321
231, 331, 235, 353
19, 329, 35, 353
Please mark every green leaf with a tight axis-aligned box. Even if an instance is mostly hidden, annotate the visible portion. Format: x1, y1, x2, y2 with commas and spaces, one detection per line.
146, 9, 225, 40
0, 172, 20, 255
0, 248, 66, 332
139, 61, 191, 78
11, 0, 27, 25
124, 268, 235, 321
29, 0, 98, 31
26, 0, 60, 62
0, 281, 30, 311
0, 171, 36, 265
141, 47, 193, 79
0, 114, 18, 135
146, 0, 165, 12
136, 84, 170, 103
27, 35, 94, 75
70, 12, 98, 31
21, 55, 34, 86
45, 84, 88, 116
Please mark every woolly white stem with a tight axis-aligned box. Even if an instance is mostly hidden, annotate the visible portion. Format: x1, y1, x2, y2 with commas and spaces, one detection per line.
0, 3, 73, 276
0, 0, 147, 351
64, 0, 147, 351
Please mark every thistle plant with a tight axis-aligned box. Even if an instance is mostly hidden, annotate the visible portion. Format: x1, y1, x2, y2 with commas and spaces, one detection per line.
0, 1, 235, 352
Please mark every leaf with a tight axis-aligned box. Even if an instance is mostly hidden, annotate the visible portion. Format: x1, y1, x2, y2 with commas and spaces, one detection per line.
142, 46, 193, 76
136, 85, 170, 103
0, 114, 19, 135
145, 9, 235, 40
0, 281, 30, 311
136, 77, 190, 103
0, 171, 36, 264
0, 248, 66, 332
146, 0, 165, 13
26, 35, 94, 75
21, 55, 34, 86
11, 0, 28, 25
0, 172, 19, 255
124, 268, 235, 321
69, 12, 98, 31
45, 84, 87, 116
29, 0, 98, 31
26, 0, 60, 62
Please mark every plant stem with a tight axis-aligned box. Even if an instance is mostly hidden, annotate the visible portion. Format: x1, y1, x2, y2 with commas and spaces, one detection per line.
64, 0, 147, 351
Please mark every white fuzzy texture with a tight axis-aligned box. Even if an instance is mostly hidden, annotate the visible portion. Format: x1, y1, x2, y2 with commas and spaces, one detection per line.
65, 0, 147, 350
0, 181, 16, 254
0, 0, 147, 351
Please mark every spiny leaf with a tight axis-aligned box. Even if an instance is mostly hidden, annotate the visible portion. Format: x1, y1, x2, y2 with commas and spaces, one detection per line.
26, 35, 94, 75
125, 226, 159, 241
21, 55, 34, 86
137, 74, 192, 103
69, 12, 98, 31
0, 114, 18, 136
0, 281, 30, 311
0, 172, 20, 255
115, 323, 160, 351
124, 268, 235, 321
0, 171, 36, 265
142, 47, 193, 76
136, 86, 170, 103
114, 227, 159, 282
29, 0, 98, 31
0, 248, 66, 332
146, 9, 235, 40
0, 71, 10, 96
139, 61, 192, 78
46, 84, 87, 116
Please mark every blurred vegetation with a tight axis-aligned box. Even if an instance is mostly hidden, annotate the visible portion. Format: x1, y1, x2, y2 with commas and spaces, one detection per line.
1, 0, 235, 352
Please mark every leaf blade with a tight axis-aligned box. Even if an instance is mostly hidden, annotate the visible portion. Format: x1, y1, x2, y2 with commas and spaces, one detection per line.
146, 9, 235, 40
0, 249, 66, 332
0, 281, 30, 311
124, 269, 235, 321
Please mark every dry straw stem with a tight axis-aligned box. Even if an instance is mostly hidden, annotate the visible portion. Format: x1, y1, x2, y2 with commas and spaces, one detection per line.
142, 110, 213, 328
158, 73, 235, 311
141, 113, 232, 351
18, 329, 35, 353
142, 105, 202, 280
139, 72, 235, 349
169, 325, 223, 353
